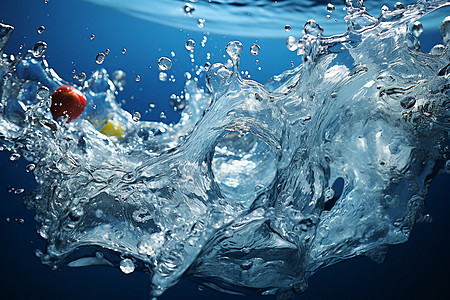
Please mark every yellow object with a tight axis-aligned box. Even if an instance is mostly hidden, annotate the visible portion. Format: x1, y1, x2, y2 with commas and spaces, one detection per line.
99, 120, 125, 140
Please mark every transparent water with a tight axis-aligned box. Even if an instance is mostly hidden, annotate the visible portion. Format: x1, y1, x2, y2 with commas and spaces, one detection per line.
0, 0, 449, 299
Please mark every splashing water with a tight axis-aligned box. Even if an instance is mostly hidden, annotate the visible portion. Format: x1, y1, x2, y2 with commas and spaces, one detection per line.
1, 0, 450, 299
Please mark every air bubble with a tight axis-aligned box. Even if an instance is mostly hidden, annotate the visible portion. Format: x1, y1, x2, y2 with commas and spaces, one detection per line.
135, 75, 141, 82
37, 25, 45, 34
132, 111, 141, 122
122, 48, 127, 54
304, 19, 324, 36
250, 44, 260, 56
285, 25, 291, 32
159, 72, 168, 81
400, 96, 416, 109
204, 62, 211, 71
160, 112, 166, 119
36, 86, 49, 101
286, 36, 298, 51
327, 3, 335, 13
95, 53, 105, 64
26, 163, 36, 173
119, 258, 135, 274
183, 3, 195, 15
430, 44, 445, 55
77, 72, 87, 82
105, 48, 110, 55
197, 18, 205, 28
158, 57, 172, 71
185, 39, 196, 51
394, 2, 405, 10
15, 188, 24, 194
410, 21, 423, 38
9, 153, 21, 161
32, 41, 47, 58
90, 34, 95, 40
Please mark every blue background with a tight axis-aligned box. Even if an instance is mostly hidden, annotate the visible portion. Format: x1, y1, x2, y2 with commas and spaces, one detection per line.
0, 0, 449, 299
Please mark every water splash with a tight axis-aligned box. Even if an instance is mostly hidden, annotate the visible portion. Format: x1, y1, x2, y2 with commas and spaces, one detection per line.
1, 0, 450, 299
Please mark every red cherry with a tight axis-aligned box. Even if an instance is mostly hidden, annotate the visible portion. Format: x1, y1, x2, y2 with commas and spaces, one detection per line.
50, 85, 87, 122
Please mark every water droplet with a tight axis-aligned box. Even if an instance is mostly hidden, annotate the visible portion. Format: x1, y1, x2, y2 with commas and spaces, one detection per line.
182, 3, 195, 15
400, 96, 416, 109
250, 43, 260, 56
160, 112, 166, 119
185, 39, 196, 51
394, 2, 405, 10
95, 52, 105, 64
132, 111, 141, 122
119, 258, 135, 274
26, 163, 36, 173
440, 16, 450, 46
77, 72, 86, 82
226, 41, 243, 61
9, 153, 21, 161
32, 41, 47, 58
285, 24, 291, 32
326, 15, 331, 20
111, 70, 127, 89
304, 19, 324, 36
37, 25, 45, 34
327, 3, 335, 13
159, 72, 168, 82
122, 48, 127, 54
135, 75, 141, 82
286, 36, 298, 51
90, 34, 95, 40
158, 57, 172, 71
410, 21, 423, 38
16, 218, 24, 224
381, 5, 389, 13
197, 18, 205, 28
44, 0, 49, 3
105, 48, 110, 55
36, 86, 49, 101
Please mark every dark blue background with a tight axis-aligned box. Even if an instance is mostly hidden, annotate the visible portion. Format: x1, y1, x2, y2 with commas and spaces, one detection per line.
0, 0, 449, 299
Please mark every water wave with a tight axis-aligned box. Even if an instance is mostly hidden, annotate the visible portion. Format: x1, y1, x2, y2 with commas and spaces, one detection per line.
0, 0, 449, 298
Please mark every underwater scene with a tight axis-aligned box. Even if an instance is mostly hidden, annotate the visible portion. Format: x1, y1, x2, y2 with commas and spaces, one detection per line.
0, 0, 449, 299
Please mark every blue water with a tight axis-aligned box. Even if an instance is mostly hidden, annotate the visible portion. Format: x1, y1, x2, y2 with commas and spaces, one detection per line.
0, 0, 450, 299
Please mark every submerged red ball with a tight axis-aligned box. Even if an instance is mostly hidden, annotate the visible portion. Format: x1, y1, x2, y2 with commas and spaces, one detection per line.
50, 85, 87, 122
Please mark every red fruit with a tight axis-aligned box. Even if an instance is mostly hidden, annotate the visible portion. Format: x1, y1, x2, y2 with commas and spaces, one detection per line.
50, 85, 87, 122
